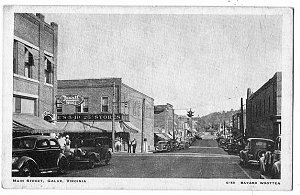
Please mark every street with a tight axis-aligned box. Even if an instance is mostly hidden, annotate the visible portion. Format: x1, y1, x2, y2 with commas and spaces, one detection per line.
61, 138, 260, 179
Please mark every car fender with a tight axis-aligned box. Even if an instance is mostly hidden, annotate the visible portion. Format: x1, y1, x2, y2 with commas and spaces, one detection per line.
15, 156, 38, 170
259, 156, 266, 173
271, 161, 281, 179
87, 152, 100, 161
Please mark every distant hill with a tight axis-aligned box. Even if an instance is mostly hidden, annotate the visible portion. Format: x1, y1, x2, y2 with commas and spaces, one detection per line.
195, 109, 240, 132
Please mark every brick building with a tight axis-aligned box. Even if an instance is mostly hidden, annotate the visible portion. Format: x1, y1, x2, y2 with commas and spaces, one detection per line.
56, 78, 154, 152
13, 13, 59, 136
154, 104, 176, 143
246, 72, 282, 140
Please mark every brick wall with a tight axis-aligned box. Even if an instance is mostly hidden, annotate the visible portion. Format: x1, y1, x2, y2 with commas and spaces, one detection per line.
246, 72, 282, 140
13, 13, 58, 117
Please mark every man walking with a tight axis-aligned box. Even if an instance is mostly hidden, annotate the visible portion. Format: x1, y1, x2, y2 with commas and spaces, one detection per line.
132, 138, 137, 153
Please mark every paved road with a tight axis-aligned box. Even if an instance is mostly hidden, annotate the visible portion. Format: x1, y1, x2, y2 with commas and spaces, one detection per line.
60, 138, 260, 178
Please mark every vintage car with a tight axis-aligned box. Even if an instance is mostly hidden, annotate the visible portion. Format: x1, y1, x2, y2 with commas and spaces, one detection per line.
226, 139, 244, 154
12, 135, 69, 177
239, 138, 274, 167
66, 137, 112, 169
154, 141, 171, 152
259, 136, 281, 179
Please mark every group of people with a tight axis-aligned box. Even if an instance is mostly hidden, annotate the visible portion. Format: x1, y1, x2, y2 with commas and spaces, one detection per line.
57, 134, 71, 154
127, 138, 137, 153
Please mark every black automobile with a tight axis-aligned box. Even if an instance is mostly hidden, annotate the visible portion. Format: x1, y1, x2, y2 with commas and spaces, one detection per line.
259, 136, 281, 179
12, 135, 69, 177
65, 137, 112, 169
239, 138, 274, 167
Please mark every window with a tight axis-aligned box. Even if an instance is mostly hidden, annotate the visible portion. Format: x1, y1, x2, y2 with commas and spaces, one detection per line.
36, 140, 49, 149
83, 98, 89, 112
75, 97, 89, 113
268, 96, 271, 114
13, 96, 35, 115
24, 47, 33, 78
101, 97, 109, 112
56, 100, 62, 113
13, 40, 18, 74
44, 56, 53, 84
49, 139, 59, 148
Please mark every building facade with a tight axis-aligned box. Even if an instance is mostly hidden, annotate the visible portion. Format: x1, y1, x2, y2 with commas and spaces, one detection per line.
56, 78, 154, 152
246, 72, 282, 140
154, 104, 175, 143
13, 13, 59, 136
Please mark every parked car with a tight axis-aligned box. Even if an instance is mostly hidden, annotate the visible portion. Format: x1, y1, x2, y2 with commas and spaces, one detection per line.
155, 141, 171, 152
12, 135, 69, 177
259, 136, 281, 179
66, 137, 112, 169
239, 138, 274, 167
226, 139, 244, 154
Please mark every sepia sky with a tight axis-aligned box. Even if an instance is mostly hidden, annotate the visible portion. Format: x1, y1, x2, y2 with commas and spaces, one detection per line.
44, 13, 282, 116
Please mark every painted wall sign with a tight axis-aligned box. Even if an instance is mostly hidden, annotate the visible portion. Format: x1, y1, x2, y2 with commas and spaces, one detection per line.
57, 113, 130, 122
56, 95, 84, 106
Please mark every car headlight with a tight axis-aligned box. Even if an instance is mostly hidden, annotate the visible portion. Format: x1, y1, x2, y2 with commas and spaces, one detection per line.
12, 157, 19, 164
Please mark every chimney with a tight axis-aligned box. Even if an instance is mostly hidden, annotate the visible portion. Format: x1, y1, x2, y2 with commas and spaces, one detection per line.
36, 13, 45, 21
247, 88, 252, 99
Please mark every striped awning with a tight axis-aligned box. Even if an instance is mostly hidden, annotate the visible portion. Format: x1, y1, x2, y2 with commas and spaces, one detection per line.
121, 121, 140, 133
13, 114, 61, 133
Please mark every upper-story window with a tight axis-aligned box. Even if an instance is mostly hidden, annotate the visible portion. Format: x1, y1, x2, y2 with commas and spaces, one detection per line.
101, 97, 109, 112
13, 40, 18, 74
44, 55, 54, 84
75, 98, 89, 113
13, 96, 35, 115
24, 47, 33, 78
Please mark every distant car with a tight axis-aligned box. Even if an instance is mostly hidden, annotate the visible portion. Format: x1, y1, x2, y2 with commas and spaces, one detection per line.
240, 138, 274, 167
12, 135, 68, 177
155, 141, 171, 152
259, 136, 281, 179
66, 137, 112, 169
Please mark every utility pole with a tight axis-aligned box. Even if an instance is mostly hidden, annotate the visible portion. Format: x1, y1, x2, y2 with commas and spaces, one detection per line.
141, 98, 145, 153
111, 82, 115, 152
223, 120, 226, 137
240, 97, 244, 140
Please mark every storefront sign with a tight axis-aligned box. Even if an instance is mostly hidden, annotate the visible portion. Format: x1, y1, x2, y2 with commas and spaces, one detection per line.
57, 113, 129, 122
56, 95, 84, 106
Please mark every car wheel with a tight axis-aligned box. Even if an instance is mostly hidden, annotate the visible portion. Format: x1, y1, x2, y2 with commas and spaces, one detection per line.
58, 157, 68, 174
105, 153, 111, 165
88, 156, 96, 169
20, 161, 35, 177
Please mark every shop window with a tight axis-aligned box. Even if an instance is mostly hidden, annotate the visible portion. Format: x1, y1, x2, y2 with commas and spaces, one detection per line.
44, 55, 53, 84
24, 47, 33, 78
101, 97, 109, 112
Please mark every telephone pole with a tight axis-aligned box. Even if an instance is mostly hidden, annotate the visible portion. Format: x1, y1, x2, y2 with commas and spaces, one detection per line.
141, 98, 145, 153
240, 97, 244, 140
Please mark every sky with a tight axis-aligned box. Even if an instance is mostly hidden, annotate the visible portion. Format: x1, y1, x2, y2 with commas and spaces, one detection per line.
44, 13, 282, 117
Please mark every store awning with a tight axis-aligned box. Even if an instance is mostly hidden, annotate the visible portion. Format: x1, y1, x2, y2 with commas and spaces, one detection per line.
121, 121, 140, 133
56, 121, 122, 133
13, 114, 61, 133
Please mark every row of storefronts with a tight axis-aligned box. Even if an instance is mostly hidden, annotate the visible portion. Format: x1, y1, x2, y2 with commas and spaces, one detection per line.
12, 13, 194, 153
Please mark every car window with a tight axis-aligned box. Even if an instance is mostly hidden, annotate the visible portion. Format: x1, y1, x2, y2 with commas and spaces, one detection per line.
36, 139, 50, 148
49, 139, 60, 148
13, 138, 36, 149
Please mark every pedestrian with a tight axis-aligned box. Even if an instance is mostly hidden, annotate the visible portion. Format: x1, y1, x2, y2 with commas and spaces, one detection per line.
127, 138, 131, 153
58, 134, 66, 153
132, 138, 137, 153
65, 135, 71, 155
115, 139, 121, 152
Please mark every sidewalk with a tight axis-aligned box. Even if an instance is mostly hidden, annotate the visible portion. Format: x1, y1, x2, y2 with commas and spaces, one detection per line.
113, 150, 154, 156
